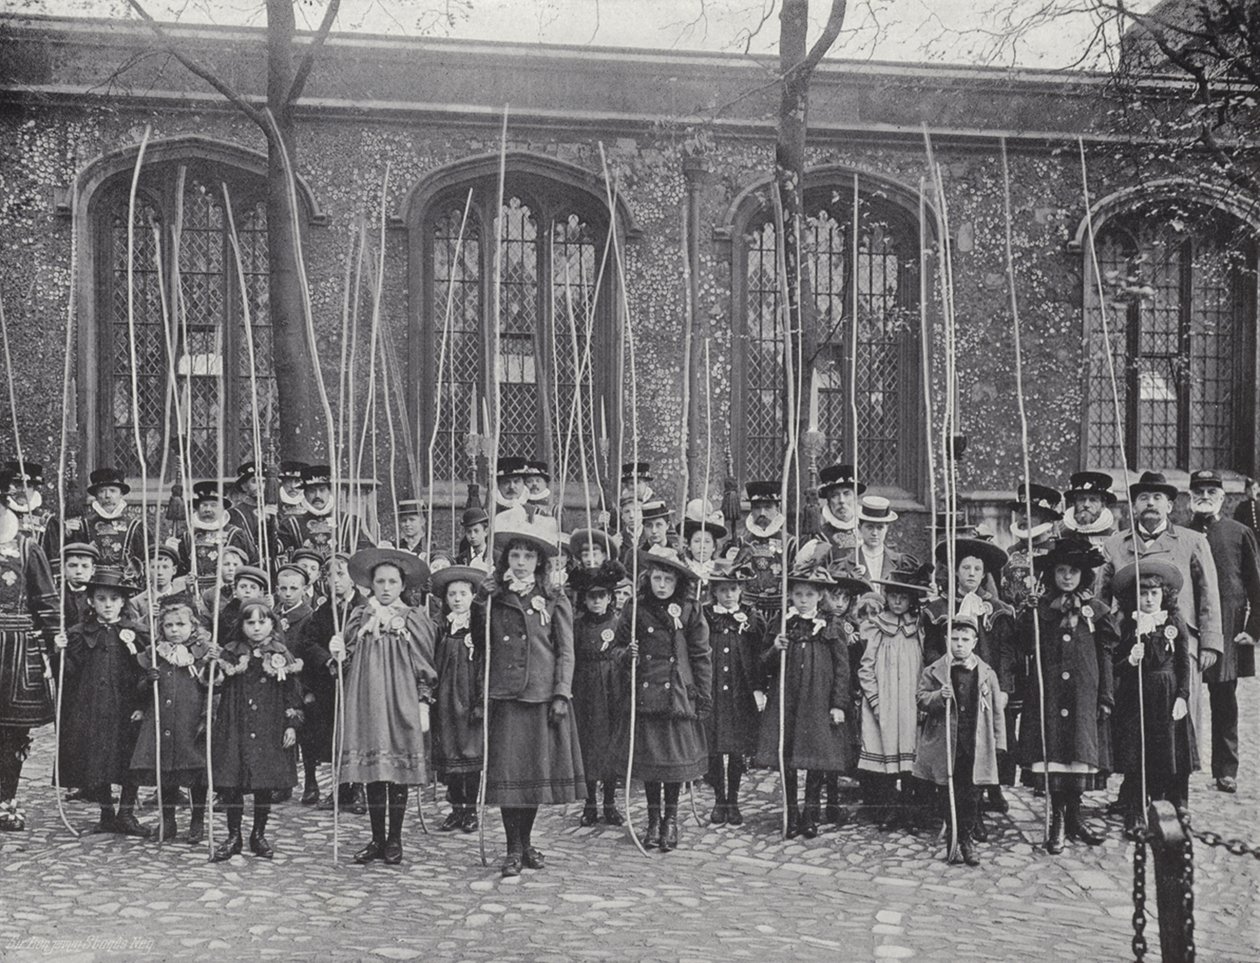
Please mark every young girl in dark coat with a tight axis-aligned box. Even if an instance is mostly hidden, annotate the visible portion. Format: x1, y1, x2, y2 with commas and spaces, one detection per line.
1020, 535, 1118, 854
614, 546, 712, 852
430, 564, 485, 834
571, 560, 627, 827
702, 560, 763, 827
55, 568, 152, 836
481, 515, 586, 878
210, 601, 303, 862
755, 568, 852, 840
130, 600, 214, 843
1111, 559, 1198, 838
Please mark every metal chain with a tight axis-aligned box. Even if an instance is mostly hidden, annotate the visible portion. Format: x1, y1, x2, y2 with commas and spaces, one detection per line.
1132, 836, 1148, 962
1179, 820, 1196, 963
1190, 828, 1260, 861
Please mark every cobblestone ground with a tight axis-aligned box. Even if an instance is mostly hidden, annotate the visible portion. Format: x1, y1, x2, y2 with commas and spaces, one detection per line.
2, 685, 1258, 962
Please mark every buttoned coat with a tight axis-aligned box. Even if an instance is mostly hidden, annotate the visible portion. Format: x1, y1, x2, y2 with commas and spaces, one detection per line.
702, 603, 764, 754
484, 586, 575, 704
912, 655, 1006, 786
613, 595, 712, 719
210, 636, 303, 791
1190, 515, 1260, 682
921, 591, 1018, 693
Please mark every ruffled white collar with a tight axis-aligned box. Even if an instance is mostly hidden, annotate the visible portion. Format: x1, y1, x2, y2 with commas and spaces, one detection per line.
745, 515, 784, 539
90, 498, 128, 520
821, 504, 857, 531
1062, 507, 1114, 536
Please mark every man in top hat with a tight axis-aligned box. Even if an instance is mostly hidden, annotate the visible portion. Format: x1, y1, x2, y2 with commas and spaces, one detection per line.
276, 461, 310, 521
814, 463, 865, 554
290, 464, 373, 560
1, 460, 66, 582
394, 499, 428, 558
1185, 469, 1260, 793
493, 456, 532, 516
1096, 470, 1223, 750
524, 461, 554, 515
1061, 471, 1118, 549
0, 465, 57, 830
726, 481, 797, 621
1000, 480, 1063, 612
79, 467, 145, 579
175, 481, 256, 593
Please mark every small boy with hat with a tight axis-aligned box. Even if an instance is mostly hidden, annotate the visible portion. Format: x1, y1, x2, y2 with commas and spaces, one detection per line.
61, 541, 101, 630
79, 467, 145, 578
395, 499, 428, 558
133, 544, 195, 624
913, 612, 1006, 866
456, 504, 492, 570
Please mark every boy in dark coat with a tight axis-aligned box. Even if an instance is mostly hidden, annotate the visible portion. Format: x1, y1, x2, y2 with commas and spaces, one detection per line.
54, 568, 152, 836
913, 613, 1006, 867
702, 560, 764, 827
755, 568, 852, 840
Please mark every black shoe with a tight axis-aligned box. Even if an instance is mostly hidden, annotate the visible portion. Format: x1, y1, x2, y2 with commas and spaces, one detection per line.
1123, 813, 1146, 841
301, 785, 321, 806
985, 786, 1009, 814
1066, 798, 1106, 845
786, 807, 801, 839
354, 839, 385, 864
1046, 806, 1066, 855
439, 809, 463, 832
708, 803, 728, 826
522, 846, 545, 870
824, 803, 843, 824
249, 830, 274, 858
579, 804, 598, 827
460, 809, 479, 833
659, 815, 678, 853
316, 795, 336, 812
113, 810, 152, 838
960, 836, 981, 867
272, 788, 293, 804
725, 801, 743, 826
350, 785, 367, 815
1215, 776, 1237, 794
971, 810, 989, 843
602, 805, 624, 826
500, 851, 522, 877
160, 814, 178, 842
210, 831, 242, 863
799, 807, 819, 840
91, 811, 117, 834
644, 811, 660, 849
383, 838, 403, 865
186, 815, 205, 845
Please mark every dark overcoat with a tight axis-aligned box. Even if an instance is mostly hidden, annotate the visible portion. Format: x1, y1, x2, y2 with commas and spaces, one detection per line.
921, 591, 1018, 692
131, 640, 212, 783
1113, 613, 1197, 776
210, 636, 303, 792
1191, 515, 1260, 683
571, 609, 625, 780
431, 608, 485, 776
754, 611, 852, 772
292, 591, 364, 762
702, 603, 764, 755
59, 617, 149, 787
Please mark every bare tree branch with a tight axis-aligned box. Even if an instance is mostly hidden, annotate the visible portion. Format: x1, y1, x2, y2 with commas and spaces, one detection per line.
803, 0, 848, 71
125, 0, 268, 130
287, 0, 341, 106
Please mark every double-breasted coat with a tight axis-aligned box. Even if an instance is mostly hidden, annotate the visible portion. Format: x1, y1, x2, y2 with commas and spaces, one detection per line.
130, 637, 213, 785
912, 655, 1006, 787
59, 617, 149, 788
754, 610, 852, 773
571, 609, 626, 781
1016, 592, 1118, 770
1112, 612, 1197, 777
431, 608, 485, 778
211, 635, 303, 792
613, 593, 712, 782
1190, 515, 1260, 683
702, 603, 764, 757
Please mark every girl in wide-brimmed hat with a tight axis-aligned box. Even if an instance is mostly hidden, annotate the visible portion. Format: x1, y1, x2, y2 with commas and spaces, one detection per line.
1019, 535, 1119, 854
329, 548, 437, 866
754, 567, 854, 840
613, 545, 711, 852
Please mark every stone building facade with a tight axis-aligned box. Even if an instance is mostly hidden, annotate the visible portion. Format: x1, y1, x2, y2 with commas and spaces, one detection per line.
1, 14, 1257, 554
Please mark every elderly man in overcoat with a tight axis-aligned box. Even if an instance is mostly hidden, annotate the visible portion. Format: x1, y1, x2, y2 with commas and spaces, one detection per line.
1186, 470, 1260, 793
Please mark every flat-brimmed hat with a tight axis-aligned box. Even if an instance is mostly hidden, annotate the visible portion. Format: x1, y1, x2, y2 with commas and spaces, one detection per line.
681, 499, 727, 541
84, 567, 141, 597
496, 456, 531, 479
430, 564, 486, 597
152, 545, 182, 570
873, 564, 933, 597
234, 566, 271, 591
494, 513, 563, 558
1064, 471, 1116, 505
818, 463, 867, 498
935, 537, 1008, 577
1129, 470, 1178, 500
278, 461, 308, 481
397, 498, 425, 517
192, 480, 233, 511
1010, 480, 1062, 519
348, 547, 430, 591
569, 528, 618, 559
2, 460, 43, 486
461, 506, 489, 527
745, 481, 781, 504
524, 460, 550, 482
825, 572, 873, 596
87, 467, 130, 496
640, 500, 673, 522
621, 462, 652, 482
787, 566, 839, 590
1035, 535, 1105, 588
925, 510, 978, 538
234, 461, 261, 487
857, 495, 898, 524
637, 545, 697, 581
1113, 558, 1184, 601
707, 559, 751, 584
570, 560, 626, 596
1188, 469, 1225, 492
301, 465, 332, 489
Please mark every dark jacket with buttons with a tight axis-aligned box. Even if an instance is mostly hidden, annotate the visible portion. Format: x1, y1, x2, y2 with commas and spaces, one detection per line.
702, 603, 763, 753
483, 586, 575, 704
210, 636, 303, 791
1017, 592, 1118, 769
614, 594, 712, 720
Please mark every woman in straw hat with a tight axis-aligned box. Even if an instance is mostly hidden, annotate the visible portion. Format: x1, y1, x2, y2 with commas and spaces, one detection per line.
482, 514, 585, 877
329, 548, 436, 866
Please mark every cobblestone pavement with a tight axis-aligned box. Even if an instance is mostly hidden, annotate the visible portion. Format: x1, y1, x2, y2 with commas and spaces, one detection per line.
2, 684, 1258, 962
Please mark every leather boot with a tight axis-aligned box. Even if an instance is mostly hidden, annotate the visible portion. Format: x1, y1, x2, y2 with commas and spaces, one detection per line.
1046, 795, 1066, 855
160, 805, 178, 842
114, 807, 152, 838
971, 806, 989, 843
210, 830, 242, 863
786, 804, 801, 839
708, 782, 728, 826
602, 783, 624, 826
384, 788, 405, 864
350, 783, 368, 815
985, 785, 1009, 814
959, 835, 981, 867
644, 806, 661, 849
439, 808, 463, 831
1066, 792, 1105, 845
186, 807, 205, 845
800, 777, 822, 839
250, 807, 273, 858
659, 806, 679, 852
726, 769, 744, 826
580, 802, 599, 827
